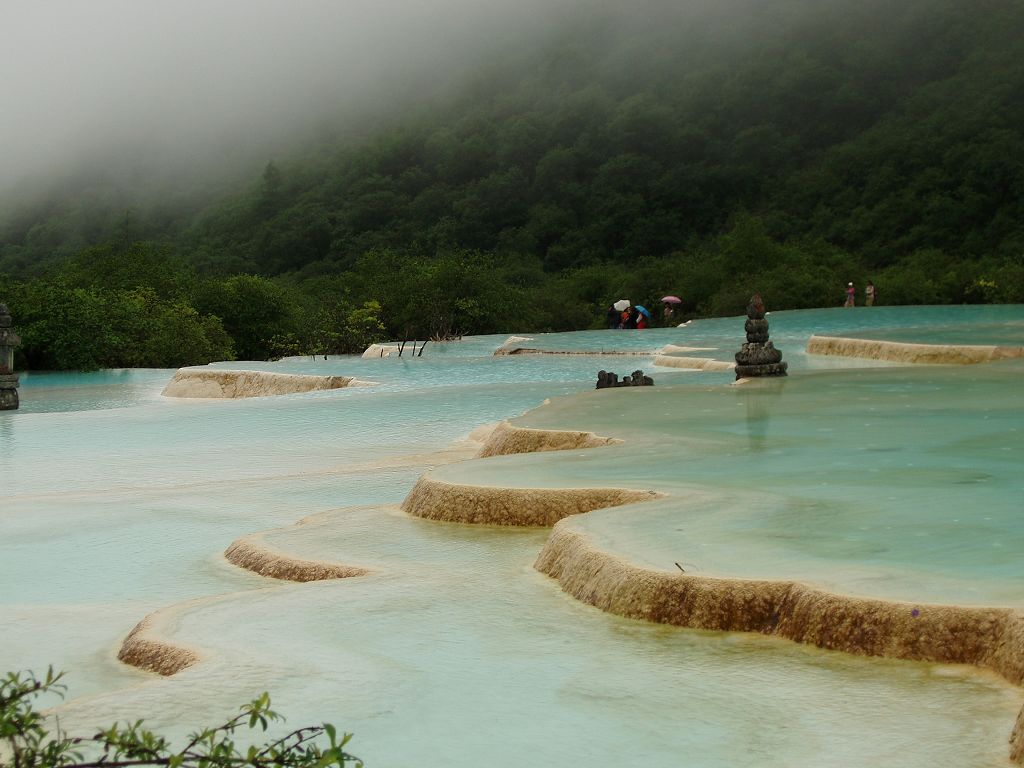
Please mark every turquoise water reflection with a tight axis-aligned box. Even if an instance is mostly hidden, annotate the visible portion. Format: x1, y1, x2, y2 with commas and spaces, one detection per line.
1, 305, 1022, 767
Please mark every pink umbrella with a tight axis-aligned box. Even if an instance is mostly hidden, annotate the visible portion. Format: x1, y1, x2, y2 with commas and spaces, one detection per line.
661, 295, 682, 304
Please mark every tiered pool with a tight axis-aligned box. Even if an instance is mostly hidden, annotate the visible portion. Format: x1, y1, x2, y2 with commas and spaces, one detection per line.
2, 305, 1022, 767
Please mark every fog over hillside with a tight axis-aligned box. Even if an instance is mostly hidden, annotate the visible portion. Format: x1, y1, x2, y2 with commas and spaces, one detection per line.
4, 0, 1022, 365
0, 0, 583, 195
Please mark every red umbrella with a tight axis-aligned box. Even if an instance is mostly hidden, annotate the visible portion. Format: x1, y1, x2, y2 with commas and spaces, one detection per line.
661, 295, 682, 304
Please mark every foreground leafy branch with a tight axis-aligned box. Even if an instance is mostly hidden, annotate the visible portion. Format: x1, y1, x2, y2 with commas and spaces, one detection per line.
0, 669, 362, 768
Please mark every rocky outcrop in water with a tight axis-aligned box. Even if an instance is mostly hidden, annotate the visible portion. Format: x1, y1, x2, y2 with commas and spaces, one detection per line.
596, 369, 654, 388
734, 295, 787, 379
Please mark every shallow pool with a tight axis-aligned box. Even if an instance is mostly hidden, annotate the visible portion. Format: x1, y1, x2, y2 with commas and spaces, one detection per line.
2, 305, 1022, 767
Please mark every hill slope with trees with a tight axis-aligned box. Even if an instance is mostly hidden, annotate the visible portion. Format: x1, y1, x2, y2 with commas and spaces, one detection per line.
2, 0, 1022, 368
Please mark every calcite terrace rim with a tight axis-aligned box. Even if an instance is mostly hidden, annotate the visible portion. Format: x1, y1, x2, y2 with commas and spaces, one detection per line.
117, 611, 205, 677
534, 510, 1024, 763
434, 410, 1024, 762
476, 420, 622, 458
115, 389, 1024, 761
224, 531, 372, 583
806, 335, 1024, 365
117, 512, 382, 679
652, 354, 735, 372
400, 473, 662, 527
161, 368, 377, 399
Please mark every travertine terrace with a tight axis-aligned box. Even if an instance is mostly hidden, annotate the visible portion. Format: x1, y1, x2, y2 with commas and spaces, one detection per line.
225, 534, 370, 582
476, 420, 620, 458
652, 354, 735, 372
534, 521, 1024, 764
401, 474, 660, 527
58, 307, 1019, 765
807, 335, 1024, 365
161, 369, 371, 398
118, 613, 201, 676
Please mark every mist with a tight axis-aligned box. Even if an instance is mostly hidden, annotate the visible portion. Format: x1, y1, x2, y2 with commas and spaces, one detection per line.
0, 0, 586, 197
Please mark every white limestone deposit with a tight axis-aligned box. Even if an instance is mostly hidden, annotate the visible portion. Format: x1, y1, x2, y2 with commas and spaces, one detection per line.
653, 354, 735, 372
498, 335, 534, 347
161, 369, 372, 398
806, 335, 1024, 365
362, 343, 402, 358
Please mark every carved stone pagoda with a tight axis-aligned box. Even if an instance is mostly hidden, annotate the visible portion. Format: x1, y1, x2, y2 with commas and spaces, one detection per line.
734, 294, 787, 379
0, 303, 21, 410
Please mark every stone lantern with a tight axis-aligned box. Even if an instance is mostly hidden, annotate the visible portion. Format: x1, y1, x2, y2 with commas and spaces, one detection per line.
0, 302, 22, 410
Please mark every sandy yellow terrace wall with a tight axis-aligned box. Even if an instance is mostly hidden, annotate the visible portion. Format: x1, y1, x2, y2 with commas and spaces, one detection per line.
162, 369, 371, 398
806, 336, 1024, 365
536, 523, 1024, 764
1013, 707, 1024, 763
401, 474, 660, 526
224, 535, 370, 582
653, 354, 735, 372
476, 421, 620, 458
117, 614, 201, 676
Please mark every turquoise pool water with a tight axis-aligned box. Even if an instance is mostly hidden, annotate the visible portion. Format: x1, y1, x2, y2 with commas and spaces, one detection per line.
461, 360, 1024, 605
1, 305, 1022, 767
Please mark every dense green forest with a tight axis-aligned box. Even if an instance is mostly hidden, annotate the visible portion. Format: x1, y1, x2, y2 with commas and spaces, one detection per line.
2, 0, 1023, 369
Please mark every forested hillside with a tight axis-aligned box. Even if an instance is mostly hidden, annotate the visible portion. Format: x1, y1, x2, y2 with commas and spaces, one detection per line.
2, 0, 1023, 368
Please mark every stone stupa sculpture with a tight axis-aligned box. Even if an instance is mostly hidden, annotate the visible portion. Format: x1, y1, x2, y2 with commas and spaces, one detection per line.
734, 294, 787, 379
0, 302, 22, 410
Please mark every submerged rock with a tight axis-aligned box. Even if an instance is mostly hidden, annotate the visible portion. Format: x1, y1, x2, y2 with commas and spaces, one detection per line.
596, 369, 654, 388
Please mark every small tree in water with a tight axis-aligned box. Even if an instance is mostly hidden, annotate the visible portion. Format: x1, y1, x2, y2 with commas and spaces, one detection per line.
0, 668, 362, 768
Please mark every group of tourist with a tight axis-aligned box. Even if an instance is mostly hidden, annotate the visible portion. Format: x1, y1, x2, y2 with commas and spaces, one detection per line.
606, 304, 650, 329
844, 280, 876, 308
606, 283, 877, 326
606, 301, 682, 329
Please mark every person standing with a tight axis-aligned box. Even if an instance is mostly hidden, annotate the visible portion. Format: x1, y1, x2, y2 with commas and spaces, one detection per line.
606, 304, 621, 328
865, 281, 876, 307
844, 282, 856, 308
